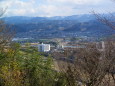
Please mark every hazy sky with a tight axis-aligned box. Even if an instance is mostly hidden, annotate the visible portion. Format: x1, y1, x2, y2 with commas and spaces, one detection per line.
0, 0, 115, 17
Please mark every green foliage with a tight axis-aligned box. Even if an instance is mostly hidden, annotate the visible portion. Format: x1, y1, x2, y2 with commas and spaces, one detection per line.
21, 47, 56, 86
0, 43, 23, 86
0, 43, 68, 86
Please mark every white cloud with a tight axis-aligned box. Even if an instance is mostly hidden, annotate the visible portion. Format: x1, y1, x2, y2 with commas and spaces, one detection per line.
46, 0, 103, 5
0, 0, 115, 17
0, 0, 37, 16
36, 5, 76, 17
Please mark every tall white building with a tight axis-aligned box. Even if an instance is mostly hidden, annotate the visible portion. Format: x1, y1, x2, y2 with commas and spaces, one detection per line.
38, 43, 50, 52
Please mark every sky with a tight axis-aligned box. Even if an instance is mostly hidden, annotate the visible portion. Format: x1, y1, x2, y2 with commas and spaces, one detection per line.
0, 0, 115, 17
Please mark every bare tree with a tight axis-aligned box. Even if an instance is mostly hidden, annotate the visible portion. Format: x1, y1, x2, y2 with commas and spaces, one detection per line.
0, 9, 14, 50
54, 41, 115, 86
92, 0, 115, 31
91, 1, 115, 84
0, 8, 6, 17
93, 11, 115, 30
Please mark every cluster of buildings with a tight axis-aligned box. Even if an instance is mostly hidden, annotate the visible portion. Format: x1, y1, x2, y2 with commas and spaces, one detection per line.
38, 41, 107, 53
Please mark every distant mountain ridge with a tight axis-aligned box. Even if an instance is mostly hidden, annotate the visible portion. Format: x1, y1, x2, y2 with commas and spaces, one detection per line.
1, 14, 115, 39
2, 14, 96, 24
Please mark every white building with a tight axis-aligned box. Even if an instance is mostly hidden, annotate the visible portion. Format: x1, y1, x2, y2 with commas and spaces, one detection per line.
38, 43, 50, 52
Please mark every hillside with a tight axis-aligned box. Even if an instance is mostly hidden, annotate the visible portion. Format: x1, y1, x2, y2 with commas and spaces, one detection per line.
2, 14, 115, 39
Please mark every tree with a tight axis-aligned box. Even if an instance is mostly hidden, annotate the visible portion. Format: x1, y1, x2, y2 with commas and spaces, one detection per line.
0, 9, 14, 50
92, 1, 115, 84
93, 11, 115, 30
0, 43, 23, 86
55, 41, 115, 86
92, 0, 115, 31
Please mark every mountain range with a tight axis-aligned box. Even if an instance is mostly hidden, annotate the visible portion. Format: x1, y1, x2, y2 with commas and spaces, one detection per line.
1, 14, 115, 39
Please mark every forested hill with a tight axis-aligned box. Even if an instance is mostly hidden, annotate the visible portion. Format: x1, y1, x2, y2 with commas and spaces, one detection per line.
2, 14, 115, 38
